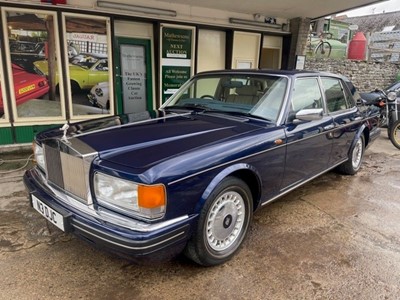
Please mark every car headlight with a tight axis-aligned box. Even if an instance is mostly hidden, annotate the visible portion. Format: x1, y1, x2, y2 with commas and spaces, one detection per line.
94, 172, 166, 219
32, 142, 46, 172
95, 88, 103, 97
387, 91, 397, 102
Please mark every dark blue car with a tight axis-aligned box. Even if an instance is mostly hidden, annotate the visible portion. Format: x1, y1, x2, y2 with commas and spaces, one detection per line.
24, 70, 380, 266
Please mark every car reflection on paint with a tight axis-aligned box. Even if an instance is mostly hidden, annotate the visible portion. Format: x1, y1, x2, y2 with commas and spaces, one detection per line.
0, 63, 49, 113
24, 69, 380, 266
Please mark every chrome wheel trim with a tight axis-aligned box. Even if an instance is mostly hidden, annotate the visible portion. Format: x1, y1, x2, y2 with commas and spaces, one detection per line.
206, 190, 245, 252
352, 138, 363, 169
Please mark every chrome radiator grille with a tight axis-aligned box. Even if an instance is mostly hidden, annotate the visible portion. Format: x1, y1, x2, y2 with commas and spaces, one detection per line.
60, 152, 88, 200
43, 140, 96, 204
44, 145, 64, 188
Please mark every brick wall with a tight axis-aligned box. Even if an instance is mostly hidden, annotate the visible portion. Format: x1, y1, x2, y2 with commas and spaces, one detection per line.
305, 57, 400, 92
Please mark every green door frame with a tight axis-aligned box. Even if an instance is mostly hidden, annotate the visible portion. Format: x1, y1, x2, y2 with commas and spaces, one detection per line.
114, 37, 153, 115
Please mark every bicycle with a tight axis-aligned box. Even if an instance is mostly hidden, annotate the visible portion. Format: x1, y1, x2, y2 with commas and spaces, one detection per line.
308, 31, 332, 58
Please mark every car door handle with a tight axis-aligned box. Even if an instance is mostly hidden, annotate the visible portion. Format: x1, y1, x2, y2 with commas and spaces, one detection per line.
323, 124, 335, 131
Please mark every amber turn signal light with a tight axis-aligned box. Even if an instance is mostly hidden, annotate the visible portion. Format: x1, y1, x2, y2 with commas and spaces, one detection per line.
138, 185, 166, 209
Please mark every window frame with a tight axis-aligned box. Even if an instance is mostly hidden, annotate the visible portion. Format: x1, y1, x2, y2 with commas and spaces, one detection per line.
0, 44, 10, 124
1, 7, 67, 125
62, 12, 114, 120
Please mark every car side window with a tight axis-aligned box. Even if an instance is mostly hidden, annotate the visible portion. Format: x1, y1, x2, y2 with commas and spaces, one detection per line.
343, 82, 356, 107
321, 77, 350, 112
96, 61, 108, 71
291, 78, 323, 112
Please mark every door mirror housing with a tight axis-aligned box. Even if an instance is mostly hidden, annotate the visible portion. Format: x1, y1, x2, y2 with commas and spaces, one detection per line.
292, 108, 324, 124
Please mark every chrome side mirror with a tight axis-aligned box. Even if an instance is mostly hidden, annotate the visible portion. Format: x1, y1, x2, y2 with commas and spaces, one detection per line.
293, 108, 323, 124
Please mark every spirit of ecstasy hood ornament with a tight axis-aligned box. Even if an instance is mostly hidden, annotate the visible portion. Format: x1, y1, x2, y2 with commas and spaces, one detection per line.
60, 123, 70, 143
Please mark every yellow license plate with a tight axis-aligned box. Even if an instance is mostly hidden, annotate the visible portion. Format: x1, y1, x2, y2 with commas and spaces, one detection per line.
18, 84, 35, 95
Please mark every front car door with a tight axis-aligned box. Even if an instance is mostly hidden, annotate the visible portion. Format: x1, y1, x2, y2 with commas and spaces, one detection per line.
281, 77, 334, 190
88, 59, 109, 86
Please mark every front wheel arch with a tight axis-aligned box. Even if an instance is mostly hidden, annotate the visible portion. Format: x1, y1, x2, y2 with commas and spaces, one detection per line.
70, 80, 81, 94
196, 164, 261, 215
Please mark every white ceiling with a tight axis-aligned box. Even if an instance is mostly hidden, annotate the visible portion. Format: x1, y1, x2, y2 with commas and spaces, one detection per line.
152, 0, 387, 19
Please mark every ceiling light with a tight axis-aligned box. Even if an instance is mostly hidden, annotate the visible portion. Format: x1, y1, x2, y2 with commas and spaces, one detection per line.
229, 18, 282, 30
97, 1, 177, 17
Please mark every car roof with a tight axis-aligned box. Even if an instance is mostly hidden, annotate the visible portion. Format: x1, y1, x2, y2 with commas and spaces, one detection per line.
74, 53, 108, 59
195, 69, 344, 79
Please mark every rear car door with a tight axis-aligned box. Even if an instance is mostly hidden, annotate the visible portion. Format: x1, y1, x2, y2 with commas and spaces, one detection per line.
282, 77, 334, 190
320, 77, 361, 165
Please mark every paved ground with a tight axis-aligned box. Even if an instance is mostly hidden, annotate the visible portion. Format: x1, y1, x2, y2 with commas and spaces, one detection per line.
0, 134, 399, 300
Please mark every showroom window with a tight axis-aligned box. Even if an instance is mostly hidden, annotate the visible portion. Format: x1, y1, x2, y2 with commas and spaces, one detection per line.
62, 13, 113, 119
1, 9, 114, 125
2, 8, 66, 123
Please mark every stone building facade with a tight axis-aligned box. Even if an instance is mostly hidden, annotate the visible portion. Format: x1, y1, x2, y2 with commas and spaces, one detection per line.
305, 57, 400, 92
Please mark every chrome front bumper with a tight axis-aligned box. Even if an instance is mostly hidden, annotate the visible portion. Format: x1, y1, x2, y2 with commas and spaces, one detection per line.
24, 167, 193, 259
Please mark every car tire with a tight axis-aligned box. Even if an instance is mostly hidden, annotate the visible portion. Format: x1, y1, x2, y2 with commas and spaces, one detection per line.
336, 135, 365, 175
70, 81, 81, 94
184, 177, 253, 266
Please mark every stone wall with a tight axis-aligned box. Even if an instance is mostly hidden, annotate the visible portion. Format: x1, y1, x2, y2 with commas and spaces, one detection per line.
288, 17, 311, 70
305, 57, 400, 92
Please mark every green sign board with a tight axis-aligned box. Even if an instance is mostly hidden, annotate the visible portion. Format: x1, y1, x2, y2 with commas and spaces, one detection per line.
162, 27, 192, 59
161, 26, 193, 102
162, 66, 191, 102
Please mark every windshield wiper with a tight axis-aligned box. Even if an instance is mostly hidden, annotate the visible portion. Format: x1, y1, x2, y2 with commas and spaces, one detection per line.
164, 106, 271, 121
216, 110, 273, 122
164, 104, 212, 111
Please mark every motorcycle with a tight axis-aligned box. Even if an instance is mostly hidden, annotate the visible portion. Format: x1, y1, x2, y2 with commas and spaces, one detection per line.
359, 89, 388, 128
360, 87, 400, 149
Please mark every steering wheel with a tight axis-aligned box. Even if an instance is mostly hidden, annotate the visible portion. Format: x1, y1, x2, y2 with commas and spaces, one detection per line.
201, 95, 215, 99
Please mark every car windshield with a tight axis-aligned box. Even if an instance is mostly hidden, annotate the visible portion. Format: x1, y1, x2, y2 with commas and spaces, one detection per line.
70, 55, 104, 69
164, 74, 288, 122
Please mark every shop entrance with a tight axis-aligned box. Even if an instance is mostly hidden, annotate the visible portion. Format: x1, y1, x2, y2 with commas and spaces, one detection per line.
260, 35, 283, 70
